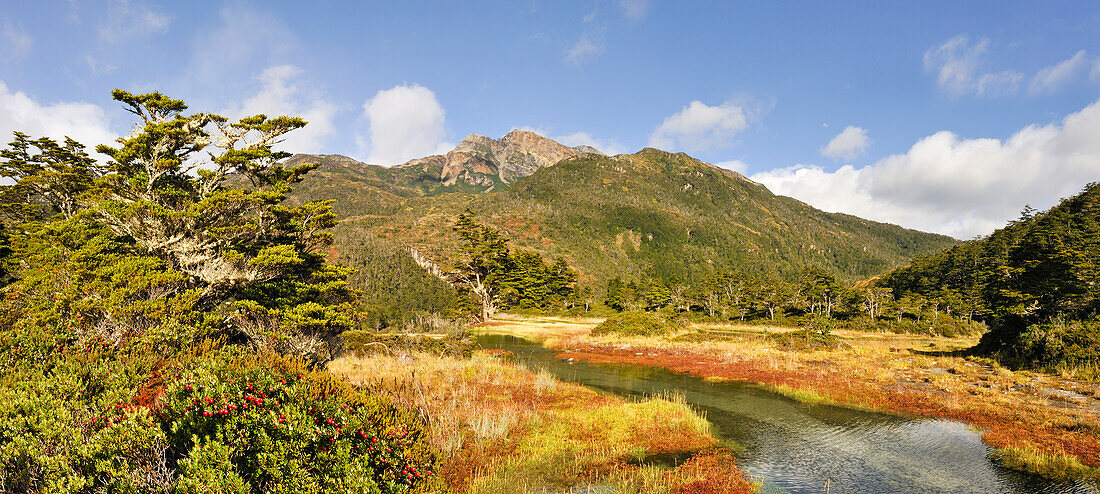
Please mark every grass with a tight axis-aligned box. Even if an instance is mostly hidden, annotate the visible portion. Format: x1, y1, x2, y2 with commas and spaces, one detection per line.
766, 384, 830, 405
328, 351, 754, 493
996, 447, 1098, 480
481, 314, 1100, 482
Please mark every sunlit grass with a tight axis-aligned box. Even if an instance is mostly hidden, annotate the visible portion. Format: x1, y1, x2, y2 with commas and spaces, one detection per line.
480, 314, 1100, 481
329, 350, 753, 493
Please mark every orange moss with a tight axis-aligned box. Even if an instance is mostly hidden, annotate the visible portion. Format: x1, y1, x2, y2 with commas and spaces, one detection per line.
665, 450, 755, 494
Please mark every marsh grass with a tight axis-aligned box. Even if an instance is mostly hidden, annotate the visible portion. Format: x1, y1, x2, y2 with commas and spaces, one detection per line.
328, 351, 752, 493
995, 447, 1100, 480
484, 314, 1100, 482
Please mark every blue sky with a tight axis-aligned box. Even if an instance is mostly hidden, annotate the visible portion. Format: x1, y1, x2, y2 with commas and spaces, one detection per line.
2, 1, 1100, 238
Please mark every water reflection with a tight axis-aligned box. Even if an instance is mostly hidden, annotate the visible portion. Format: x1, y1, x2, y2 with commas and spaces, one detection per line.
477, 334, 1098, 494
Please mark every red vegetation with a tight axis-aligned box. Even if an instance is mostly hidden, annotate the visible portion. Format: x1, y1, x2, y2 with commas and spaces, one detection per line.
556, 345, 1100, 469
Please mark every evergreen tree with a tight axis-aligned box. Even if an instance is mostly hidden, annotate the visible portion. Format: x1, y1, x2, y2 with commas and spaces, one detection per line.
0, 90, 354, 362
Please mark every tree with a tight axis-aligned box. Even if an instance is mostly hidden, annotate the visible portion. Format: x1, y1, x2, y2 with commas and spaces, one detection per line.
642, 279, 672, 310
861, 287, 892, 320
798, 267, 846, 317
0, 89, 354, 362
606, 277, 627, 311
452, 211, 510, 322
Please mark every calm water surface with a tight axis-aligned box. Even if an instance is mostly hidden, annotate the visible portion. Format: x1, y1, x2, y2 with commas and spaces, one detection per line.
476, 333, 1099, 494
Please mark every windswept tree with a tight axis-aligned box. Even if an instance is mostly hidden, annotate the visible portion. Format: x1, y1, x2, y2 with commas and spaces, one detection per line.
0, 89, 354, 361
0, 90, 441, 492
451, 212, 511, 321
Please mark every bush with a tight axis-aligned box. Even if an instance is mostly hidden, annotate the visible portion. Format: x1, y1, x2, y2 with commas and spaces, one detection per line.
1016, 320, 1100, 379
341, 330, 474, 358
163, 348, 443, 493
591, 311, 682, 337
767, 315, 843, 351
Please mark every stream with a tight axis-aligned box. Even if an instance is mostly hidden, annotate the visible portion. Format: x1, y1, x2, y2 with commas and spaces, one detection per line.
476, 333, 1098, 494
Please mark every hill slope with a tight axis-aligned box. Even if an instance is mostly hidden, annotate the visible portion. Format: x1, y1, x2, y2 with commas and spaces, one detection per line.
288, 137, 957, 288
879, 183, 1100, 367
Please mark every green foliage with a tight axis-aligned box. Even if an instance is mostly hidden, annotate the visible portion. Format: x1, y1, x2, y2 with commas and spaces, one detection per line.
341, 330, 474, 358
334, 232, 468, 329
0, 91, 443, 492
879, 184, 1100, 368
451, 212, 576, 320
767, 315, 843, 351
163, 349, 440, 493
1016, 321, 1100, 378
1, 89, 357, 362
591, 311, 682, 337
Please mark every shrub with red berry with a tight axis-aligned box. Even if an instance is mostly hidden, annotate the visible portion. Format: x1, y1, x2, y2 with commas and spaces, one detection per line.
163, 349, 441, 493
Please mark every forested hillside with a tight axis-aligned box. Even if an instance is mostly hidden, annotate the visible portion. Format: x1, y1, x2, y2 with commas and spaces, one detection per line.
289, 145, 958, 294
879, 183, 1100, 372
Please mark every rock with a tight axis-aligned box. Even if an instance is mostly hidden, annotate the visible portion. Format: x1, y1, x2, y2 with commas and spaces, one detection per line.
395, 130, 599, 191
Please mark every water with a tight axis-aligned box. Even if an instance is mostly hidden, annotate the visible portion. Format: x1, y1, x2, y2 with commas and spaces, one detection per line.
477, 333, 1099, 494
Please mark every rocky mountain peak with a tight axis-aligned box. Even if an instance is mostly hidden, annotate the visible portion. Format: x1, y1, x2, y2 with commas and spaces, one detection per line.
394, 130, 602, 191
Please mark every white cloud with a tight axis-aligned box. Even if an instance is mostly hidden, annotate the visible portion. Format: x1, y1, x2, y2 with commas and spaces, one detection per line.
620, 0, 650, 20
359, 84, 450, 165
186, 3, 296, 94
555, 131, 626, 155
0, 81, 115, 150
225, 65, 339, 154
714, 160, 749, 175
97, 0, 171, 43
564, 35, 604, 66
649, 100, 749, 152
923, 35, 1022, 96
1, 21, 32, 62
821, 125, 870, 161
1029, 50, 1090, 95
752, 99, 1100, 239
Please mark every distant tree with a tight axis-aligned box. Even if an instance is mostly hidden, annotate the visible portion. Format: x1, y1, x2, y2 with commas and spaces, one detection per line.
756, 277, 796, 320
798, 267, 846, 317
452, 211, 511, 322
642, 279, 672, 310
606, 277, 626, 311
861, 287, 892, 320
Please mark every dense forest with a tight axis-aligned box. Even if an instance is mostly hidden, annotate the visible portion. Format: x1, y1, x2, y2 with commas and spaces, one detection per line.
0, 91, 440, 492
878, 184, 1100, 374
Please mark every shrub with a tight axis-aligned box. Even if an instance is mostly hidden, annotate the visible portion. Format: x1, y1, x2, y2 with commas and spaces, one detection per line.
1016, 320, 1100, 379
591, 311, 682, 337
163, 348, 443, 493
341, 330, 474, 358
767, 315, 843, 351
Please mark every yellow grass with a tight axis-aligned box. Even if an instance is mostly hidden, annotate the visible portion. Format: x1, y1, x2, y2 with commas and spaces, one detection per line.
329, 351, 754, 493
475, 315, 1100, 481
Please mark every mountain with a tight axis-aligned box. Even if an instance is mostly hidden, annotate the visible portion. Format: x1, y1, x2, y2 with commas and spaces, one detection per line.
285, 132, 958, 289
285, 130, 601, 199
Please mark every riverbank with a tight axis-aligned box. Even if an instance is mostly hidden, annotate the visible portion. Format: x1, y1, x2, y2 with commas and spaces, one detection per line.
478, 314, 1100, 481
328, 350, 754, 493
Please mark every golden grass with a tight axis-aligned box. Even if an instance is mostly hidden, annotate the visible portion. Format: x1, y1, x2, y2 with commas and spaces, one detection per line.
329, 351, 753, 493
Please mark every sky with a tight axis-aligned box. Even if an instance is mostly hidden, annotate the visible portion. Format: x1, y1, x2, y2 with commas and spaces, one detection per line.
2, 1, 1100, 239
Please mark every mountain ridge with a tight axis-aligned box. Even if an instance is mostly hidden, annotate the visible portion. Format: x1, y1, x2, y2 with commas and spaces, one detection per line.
283, 134, 959, 287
